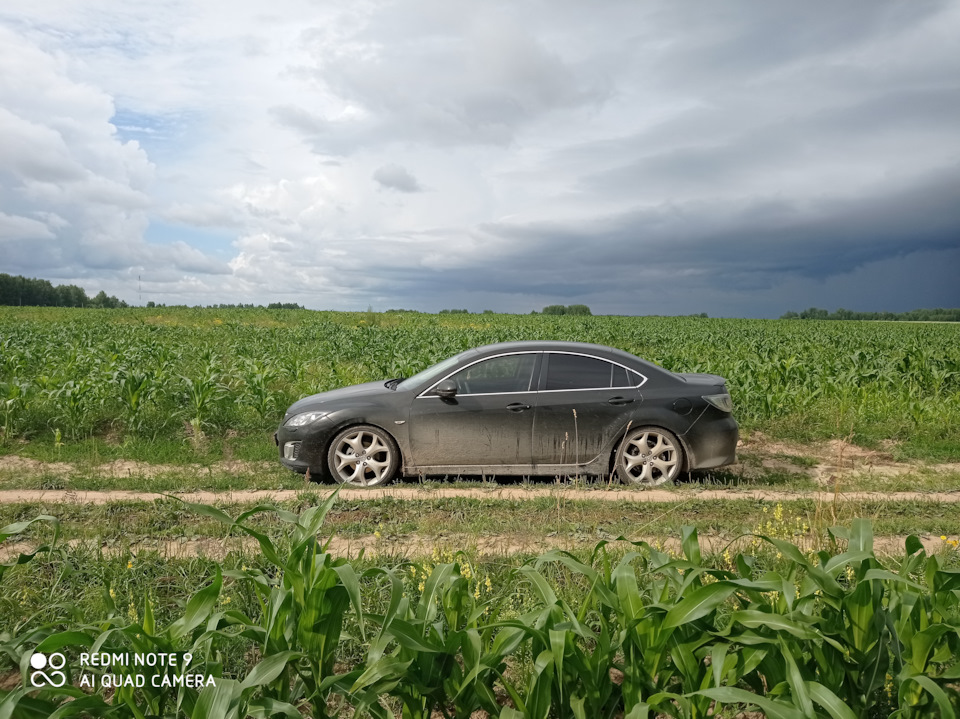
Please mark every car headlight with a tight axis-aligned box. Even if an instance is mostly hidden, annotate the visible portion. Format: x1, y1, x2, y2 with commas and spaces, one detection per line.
284, 411, 328, 427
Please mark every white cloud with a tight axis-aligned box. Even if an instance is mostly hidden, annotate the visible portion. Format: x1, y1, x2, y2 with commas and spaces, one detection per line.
0, 211, 56, 241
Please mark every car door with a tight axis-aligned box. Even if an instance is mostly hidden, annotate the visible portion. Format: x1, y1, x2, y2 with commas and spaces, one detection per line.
532, 352, 643, 466
407, 352, 540, 469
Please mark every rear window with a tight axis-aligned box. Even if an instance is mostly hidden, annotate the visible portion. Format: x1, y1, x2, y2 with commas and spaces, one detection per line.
544, 354, 616, 390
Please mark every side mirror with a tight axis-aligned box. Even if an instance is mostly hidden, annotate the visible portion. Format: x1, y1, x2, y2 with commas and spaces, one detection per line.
435, 379, 458, 399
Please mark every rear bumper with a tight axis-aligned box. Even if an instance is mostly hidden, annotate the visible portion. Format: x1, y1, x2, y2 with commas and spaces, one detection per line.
682, 413, 738, 470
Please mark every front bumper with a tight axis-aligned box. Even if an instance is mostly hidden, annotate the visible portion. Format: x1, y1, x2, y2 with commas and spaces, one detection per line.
275, 416, 336, 474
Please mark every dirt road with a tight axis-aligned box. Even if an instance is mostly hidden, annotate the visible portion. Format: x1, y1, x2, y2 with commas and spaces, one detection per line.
1, 486, 957, 505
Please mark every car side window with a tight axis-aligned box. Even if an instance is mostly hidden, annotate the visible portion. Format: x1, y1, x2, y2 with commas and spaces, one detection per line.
544, 353, 619, 390
612, 365, 644, 387
445, 354, 537, 394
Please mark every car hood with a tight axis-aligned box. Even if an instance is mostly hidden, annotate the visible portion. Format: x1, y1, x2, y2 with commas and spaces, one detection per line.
284, 381, 391, 416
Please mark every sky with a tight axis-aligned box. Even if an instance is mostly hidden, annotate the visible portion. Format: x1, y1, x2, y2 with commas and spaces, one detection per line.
1, 0, 958, 317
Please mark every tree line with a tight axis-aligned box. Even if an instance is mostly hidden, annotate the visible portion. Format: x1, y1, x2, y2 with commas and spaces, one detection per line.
533, 304, 593, 315
0, 273, 127, 308
781, 307, 960, 322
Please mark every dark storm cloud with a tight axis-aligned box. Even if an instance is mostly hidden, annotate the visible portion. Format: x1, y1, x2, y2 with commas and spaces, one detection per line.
570, 86, 960, 201
476, 164, 960, 294
636, 1, 947, 89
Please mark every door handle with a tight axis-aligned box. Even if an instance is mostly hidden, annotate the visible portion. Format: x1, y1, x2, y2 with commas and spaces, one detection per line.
506, 403, 531, 412
608, 396, 635, 405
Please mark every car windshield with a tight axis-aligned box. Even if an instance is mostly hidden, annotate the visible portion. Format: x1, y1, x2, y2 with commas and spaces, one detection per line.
396, 351, 473, 391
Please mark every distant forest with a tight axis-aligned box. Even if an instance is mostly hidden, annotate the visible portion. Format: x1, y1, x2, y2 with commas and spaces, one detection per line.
781, 307, 960, 322
0, 273, 127, 308
0, 274, 305, 310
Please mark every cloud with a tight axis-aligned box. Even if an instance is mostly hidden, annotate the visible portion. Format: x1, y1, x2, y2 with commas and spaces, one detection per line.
1, 1, 958, 313
373, 164, 422, 193
0, 21, 229, 281
0, 211, 56, 241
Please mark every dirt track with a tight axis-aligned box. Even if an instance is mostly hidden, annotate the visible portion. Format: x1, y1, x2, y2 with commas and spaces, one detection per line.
1, 486, 958, 505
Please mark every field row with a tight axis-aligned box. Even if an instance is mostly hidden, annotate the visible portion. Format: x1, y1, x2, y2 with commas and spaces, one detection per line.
3, 493, 960, 550
2, 496, 958, 717
2, 307, 959, 462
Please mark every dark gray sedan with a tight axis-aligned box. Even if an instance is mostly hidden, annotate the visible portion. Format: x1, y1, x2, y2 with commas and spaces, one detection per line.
275, 341, 738, 486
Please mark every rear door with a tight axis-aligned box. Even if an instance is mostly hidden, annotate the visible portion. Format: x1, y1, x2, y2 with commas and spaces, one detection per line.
531, 352, 643, 466
407, 352, 540, 469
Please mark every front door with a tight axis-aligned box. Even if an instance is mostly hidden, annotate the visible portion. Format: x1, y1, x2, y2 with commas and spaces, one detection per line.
407, 353, 539, 470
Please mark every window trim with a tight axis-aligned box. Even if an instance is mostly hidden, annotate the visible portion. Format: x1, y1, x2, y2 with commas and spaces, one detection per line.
416, 351, 542, 398
416, 350, 648, 399
538, 351, 648, 392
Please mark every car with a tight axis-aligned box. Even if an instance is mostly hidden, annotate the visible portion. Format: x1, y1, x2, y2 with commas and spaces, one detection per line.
275, 341, 738, 487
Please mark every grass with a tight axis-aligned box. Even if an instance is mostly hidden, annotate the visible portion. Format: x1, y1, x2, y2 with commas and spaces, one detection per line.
0, 431, 278, 465
3, 496, 960, 548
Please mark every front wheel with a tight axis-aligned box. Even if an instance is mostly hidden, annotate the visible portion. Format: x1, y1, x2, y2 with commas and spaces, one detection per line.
616, 426, 684, 486
327, 425, 400, 487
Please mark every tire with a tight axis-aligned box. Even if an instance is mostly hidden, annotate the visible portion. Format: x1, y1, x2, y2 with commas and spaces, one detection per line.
615, 426, 684, 486
327, 425, 400, 487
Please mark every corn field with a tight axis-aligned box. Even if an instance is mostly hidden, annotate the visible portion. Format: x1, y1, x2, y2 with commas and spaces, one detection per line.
1, 493, 958, 717
1, 307, 958, 456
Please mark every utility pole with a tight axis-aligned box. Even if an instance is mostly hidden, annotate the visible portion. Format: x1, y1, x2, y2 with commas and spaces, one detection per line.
139, 275, 142, 305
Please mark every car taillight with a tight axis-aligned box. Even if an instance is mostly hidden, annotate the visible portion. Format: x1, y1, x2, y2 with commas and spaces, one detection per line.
703, 394, 733, 412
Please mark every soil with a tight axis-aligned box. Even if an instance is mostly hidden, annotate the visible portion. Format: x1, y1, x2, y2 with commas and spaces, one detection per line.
0, 455, 275, 478
0, 436, 956, 506
737, 432, 960, 485
0, 485, 957, 506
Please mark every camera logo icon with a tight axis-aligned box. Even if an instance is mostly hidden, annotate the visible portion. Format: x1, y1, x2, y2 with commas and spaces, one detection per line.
30, 652, 67, 687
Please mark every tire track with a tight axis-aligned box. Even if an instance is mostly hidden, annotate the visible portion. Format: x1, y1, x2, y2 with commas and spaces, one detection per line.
1, 486, 958, 505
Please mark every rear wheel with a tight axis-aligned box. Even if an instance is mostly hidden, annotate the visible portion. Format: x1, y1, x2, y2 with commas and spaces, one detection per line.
327, 425, 400, 487
615, 426, 683, 486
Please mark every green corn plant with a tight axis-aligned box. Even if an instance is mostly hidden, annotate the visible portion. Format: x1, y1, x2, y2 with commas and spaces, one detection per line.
115, 367, 154, 433
0, 377, 29, 439
181, 372, 227, 440
54, 377, 94, 439
352, 558, 521, 719
490, 563, 622, 719
239, 359, 279, 424
179, 489, 365, 719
